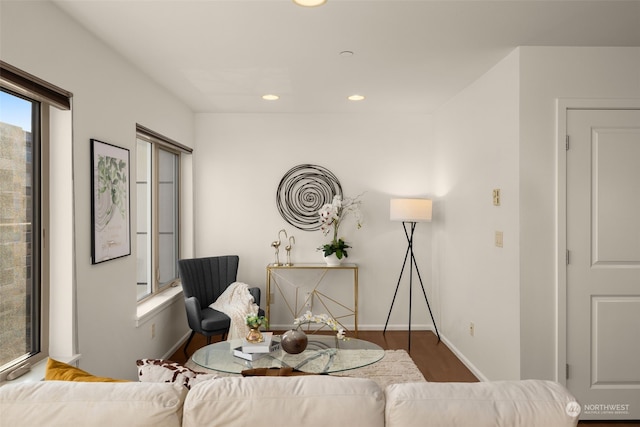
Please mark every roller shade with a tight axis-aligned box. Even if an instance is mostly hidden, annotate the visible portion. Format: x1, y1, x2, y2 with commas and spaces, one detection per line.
0, 61, 72, 110
136, 124, 193, 154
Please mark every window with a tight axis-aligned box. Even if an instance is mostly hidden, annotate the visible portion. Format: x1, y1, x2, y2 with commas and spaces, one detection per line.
0, 88, 44, 379
0, 62, 71, 381
136, 126, 189, 301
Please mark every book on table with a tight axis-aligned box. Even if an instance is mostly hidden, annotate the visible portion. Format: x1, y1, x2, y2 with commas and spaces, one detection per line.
233, 347, 268, 361
241, 332, 280, 353
234, 339, 281, 361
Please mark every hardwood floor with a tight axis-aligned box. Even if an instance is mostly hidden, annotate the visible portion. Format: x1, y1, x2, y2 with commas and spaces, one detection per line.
170, 330, 638, 426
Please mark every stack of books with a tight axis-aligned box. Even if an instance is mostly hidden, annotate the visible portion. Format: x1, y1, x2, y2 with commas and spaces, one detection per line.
233, 332, 281, 361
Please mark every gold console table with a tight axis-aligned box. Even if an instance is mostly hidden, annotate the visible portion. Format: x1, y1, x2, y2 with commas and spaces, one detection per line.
266, 263, 359, 336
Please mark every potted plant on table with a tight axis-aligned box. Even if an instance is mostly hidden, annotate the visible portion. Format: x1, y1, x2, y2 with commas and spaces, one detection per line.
318, 193, 364, 265
245, 314, 268, 343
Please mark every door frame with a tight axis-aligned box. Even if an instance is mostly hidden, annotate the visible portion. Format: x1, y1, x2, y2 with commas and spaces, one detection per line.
555, 98, 640, 385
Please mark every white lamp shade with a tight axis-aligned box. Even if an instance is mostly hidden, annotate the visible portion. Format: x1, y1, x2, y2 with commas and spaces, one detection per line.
390, 198, 432, 222
293, 0, 327, 6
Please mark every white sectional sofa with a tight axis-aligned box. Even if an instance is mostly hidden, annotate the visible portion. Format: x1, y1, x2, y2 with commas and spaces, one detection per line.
0, 376, 580, 427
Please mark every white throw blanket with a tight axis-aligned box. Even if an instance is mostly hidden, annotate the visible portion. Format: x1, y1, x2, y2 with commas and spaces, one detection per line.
209, 282, 259, 340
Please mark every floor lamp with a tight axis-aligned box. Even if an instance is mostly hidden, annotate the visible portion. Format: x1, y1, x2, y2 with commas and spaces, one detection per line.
383, 198, 440, 351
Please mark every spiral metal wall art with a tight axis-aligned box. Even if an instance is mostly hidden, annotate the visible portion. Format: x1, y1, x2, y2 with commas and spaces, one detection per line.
276, 164, 342, 231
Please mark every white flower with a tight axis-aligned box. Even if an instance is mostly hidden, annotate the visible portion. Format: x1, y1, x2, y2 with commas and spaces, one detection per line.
293, 311, 347, 341
318, 193, 364, 244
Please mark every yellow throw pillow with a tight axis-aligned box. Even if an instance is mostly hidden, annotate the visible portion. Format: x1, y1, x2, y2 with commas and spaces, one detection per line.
45, 358, 128, 382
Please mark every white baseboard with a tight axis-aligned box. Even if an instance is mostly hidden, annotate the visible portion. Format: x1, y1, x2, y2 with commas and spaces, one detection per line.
267, 324, 435, 332
163, 331, 192, 360
439, 334, 489, 382
365, 324, 434, 331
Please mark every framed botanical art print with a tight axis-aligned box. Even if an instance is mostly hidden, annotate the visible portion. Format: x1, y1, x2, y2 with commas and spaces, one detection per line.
90, 139, 131, 264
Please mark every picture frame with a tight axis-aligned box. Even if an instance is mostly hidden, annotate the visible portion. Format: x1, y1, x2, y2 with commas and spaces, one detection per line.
90, 138, 131, 264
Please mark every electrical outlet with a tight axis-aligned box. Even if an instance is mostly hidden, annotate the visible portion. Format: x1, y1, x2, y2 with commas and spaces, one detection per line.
469, 322, 475, 337
270, 293, 275, 303
151, 323, 156, 339
495, 231, 503, 248
493, 189, 501, 206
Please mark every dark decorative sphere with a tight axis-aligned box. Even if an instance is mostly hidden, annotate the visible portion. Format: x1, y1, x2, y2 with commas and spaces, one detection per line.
281, 329, 308, 354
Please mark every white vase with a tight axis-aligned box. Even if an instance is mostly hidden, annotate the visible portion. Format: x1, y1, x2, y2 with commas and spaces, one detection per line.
323, 253, 343, 266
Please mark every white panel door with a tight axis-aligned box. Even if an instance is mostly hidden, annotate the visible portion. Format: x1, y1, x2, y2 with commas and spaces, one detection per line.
566, 109, 640, 420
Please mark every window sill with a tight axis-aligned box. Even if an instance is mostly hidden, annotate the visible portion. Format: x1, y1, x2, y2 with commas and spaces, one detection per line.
136, 284, 183, 327
0, 354, 80, 386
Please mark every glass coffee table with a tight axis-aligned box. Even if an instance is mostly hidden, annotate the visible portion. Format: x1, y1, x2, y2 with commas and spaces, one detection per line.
191, 334, 384, 374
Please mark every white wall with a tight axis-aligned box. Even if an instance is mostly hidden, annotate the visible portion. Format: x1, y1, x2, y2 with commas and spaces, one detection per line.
433, 50, 521, 381
49, 107, 75, 357
1, 1, 195, 379
432, 46, 640, 382
194, 113, 436, 331
518, 46, 640, 380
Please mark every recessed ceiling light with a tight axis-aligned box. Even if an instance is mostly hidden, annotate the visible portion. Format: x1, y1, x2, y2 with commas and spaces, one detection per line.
262, 94, 279, 101
293, 0, 327, 6
348, 94, 365, 101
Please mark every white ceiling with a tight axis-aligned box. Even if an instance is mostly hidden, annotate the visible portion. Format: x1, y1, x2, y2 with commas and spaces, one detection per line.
52, 0, 640, 114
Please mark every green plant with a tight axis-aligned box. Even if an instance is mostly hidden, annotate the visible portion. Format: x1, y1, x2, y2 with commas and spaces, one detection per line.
319, 238, 351, 259
95, 155, 127, 230
245, 314, 268, 329
317, 194, 364, 259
